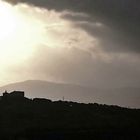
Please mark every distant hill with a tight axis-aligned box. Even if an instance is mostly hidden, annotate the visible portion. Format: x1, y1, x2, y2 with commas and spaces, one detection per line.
0, 80, 140, 108
0, 97, 140, 140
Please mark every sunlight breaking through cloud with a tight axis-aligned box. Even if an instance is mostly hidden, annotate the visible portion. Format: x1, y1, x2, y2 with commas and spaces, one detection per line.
0, 0, 140, 89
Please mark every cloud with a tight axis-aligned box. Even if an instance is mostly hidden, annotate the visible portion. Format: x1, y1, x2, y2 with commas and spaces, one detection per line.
4, 0, 140, 53
10, 46, 140, 88
1, 0, 140, 89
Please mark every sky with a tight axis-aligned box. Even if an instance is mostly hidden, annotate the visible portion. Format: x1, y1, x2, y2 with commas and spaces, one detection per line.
0, 0, 140, 88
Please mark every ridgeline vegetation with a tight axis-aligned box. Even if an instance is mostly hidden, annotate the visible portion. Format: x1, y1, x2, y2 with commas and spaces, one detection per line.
0, 91, 140, 140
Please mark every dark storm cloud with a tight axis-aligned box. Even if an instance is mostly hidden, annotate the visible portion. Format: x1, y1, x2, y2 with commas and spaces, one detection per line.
2, 0, 140, 89
5, 0, 140, 53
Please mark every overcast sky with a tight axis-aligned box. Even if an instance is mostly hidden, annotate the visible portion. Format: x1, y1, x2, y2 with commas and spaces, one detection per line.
0, 0, 140, 88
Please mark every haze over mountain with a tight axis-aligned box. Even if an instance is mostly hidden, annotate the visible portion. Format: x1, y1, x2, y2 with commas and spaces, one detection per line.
0, 0, 140, 90
0, 80, 140, 108
0, 1, 139, 139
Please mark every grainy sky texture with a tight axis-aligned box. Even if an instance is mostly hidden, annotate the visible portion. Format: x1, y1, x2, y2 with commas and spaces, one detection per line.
0, 0, 140, 88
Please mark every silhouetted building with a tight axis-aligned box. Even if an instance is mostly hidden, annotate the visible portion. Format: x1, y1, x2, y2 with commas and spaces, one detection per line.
2, 90, 25, 100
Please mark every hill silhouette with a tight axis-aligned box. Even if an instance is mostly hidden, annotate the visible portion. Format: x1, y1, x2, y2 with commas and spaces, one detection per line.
1, 80, 140, 108
0, 92, 140, 140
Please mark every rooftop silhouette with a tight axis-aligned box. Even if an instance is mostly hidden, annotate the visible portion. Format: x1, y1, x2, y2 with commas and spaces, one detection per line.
0, 90, 139, 140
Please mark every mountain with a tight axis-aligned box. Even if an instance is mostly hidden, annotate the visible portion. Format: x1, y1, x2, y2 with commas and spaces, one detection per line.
0, 80, 102, 102
0, 80, 140, 108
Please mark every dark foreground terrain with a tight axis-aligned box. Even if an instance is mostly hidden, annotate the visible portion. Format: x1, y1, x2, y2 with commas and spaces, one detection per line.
0, 97, 140, 140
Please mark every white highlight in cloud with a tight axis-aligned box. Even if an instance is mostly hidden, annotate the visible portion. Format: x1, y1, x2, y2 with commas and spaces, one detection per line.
1, 1, 140, 89
0, 1, 101, 85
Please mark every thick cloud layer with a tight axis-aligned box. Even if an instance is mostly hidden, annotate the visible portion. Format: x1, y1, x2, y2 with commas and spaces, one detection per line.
4, 0, 140, 53
1, 0, 140, 89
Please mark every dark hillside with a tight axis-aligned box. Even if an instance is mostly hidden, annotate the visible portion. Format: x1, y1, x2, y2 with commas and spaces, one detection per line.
0, 97, 140, 140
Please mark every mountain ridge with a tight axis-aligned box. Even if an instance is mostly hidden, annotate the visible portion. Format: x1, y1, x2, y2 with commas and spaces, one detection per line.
0, 80, 140, 108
